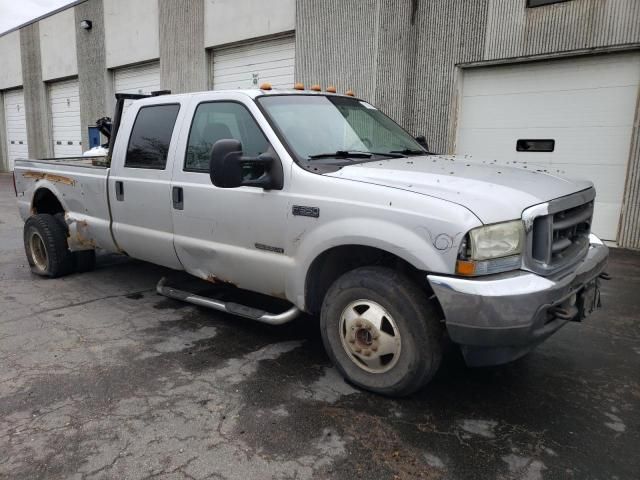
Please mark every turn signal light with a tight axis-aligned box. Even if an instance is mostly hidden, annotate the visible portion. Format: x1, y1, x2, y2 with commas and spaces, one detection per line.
294, 82, 304, 90
455, 260, 476, 276
310, 84, 322, 92
326, 85, 337, 93
345, 89, 355, 97
259, 82, 272, 90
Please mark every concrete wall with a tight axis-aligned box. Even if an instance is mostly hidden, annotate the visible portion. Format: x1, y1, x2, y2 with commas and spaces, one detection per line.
295, 0, 378, 100
20, 23, 52, 159
0, 31, 23, 89
75, 0, 109, 150
204, 0, 295, 47
159, 0, 207, 94
483, 0, 640, 60
0, 92, 7, 171
39, 7, 78, 81
103, 0, 160, 68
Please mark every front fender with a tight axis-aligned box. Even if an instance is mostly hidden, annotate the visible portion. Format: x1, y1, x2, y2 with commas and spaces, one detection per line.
287, 217, 464, 309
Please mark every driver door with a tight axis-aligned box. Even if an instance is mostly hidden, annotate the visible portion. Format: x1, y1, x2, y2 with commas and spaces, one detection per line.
170, 94, 291, 296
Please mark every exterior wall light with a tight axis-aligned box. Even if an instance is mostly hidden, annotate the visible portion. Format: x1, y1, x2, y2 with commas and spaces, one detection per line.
80, 20, 92, 30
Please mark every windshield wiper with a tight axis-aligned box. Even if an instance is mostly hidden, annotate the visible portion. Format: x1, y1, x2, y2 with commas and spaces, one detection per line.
389, 148, 427, 156
309, 151, 372, 160
308, 150, 403, 160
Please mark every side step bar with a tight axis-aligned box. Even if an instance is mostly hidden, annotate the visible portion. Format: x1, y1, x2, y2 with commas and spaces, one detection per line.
156, 277, 301, 325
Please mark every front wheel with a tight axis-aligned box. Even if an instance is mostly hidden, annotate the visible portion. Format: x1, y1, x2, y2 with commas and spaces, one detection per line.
320, 266, 443, 397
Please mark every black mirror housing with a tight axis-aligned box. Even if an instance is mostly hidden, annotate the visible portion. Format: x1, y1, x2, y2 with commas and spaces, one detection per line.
415, 135, 429, 151
209, 139, 243, 188
209, 139, 282, 190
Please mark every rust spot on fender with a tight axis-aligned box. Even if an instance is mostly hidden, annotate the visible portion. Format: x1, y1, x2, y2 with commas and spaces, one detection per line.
23, 171, 76, 186
65, 214, 96, 250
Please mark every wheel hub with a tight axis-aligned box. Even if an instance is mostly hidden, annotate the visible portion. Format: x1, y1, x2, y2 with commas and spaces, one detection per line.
29, 231, 48, 272
339, 300, 401, 374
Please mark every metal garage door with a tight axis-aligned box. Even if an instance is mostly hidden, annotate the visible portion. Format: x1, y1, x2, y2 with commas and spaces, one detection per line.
455, 51, 640, 242
114, 61, 161, 113
3, 89, 28, 170
212, 35, 295, 90
49, 78, 82, 157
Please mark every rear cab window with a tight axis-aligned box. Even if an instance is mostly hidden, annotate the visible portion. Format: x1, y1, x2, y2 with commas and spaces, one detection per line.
125, 104, 181, 169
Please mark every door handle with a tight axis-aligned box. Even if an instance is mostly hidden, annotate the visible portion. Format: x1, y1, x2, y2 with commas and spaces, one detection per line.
172, 186, 184, 210
115, 181, 124, 201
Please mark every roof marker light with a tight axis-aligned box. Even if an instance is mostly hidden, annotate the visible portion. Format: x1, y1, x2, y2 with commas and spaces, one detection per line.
326, 85, 337, 93
259, 82, 272, 90
345, 90, 355, 97
294, 82, 304, 90
310, 84, 322, 92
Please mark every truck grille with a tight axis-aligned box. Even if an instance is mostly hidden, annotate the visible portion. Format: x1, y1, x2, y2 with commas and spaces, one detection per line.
525, 188, 595, 276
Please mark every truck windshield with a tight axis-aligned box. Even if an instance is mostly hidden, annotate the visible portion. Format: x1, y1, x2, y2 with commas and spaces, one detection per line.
257, 95, 426, 161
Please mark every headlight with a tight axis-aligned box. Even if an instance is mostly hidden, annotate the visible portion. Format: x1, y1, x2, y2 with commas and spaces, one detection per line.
456, 220, 524, 276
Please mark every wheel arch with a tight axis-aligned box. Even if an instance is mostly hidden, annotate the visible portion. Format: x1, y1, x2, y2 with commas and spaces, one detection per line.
31, 185, 66, 216
303, 244, 434, 315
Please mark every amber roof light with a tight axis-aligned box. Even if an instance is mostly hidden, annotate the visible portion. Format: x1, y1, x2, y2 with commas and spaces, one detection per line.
326, 85, 337, 93
345, 90, 355, 97
259, 82, 272, 90
310, 84, 322, 92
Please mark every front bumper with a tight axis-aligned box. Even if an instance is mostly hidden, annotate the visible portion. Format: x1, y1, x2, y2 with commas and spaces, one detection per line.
427, 234, 608, 367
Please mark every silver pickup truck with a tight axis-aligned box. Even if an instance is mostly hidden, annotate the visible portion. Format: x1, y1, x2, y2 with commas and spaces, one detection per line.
14, 88, 609, 396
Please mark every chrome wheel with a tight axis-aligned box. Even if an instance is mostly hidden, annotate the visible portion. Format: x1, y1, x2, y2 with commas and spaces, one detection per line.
29, 231, 48, 272
339, 299, 402, 373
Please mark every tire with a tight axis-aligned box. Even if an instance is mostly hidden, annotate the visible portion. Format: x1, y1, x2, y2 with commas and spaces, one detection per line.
23, 214, 75, 278
54, 212, 96, 273
320, 266, 443, 397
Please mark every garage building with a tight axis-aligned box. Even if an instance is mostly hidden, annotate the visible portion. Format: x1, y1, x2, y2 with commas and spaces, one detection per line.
0, 0, 639, 248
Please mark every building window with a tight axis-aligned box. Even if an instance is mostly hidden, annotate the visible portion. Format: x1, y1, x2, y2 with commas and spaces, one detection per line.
125, 104, 180, 169
527, 0, 572, 7
516, 139, 555, 152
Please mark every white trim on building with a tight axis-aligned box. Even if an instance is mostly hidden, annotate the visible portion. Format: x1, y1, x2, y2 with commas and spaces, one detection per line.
3, 88, 28, 170
212, 35, 295, 90
49, 78, 82, 157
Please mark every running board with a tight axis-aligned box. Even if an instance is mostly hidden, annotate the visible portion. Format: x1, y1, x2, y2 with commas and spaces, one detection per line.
156, 277, 300, 325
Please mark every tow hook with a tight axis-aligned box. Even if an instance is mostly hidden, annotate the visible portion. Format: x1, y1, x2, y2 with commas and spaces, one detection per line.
598, 272, 612, 280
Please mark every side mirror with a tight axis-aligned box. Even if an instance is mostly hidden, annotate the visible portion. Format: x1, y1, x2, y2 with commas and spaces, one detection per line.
209, 139, 279, 189
415, 135, 429, 151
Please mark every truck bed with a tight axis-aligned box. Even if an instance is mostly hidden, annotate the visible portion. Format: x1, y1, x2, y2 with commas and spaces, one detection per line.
14, 156, 117, 253
17, 155, 109, 169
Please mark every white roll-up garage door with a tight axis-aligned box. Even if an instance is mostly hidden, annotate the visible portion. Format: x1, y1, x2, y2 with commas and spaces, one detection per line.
49, 78, 82, 158
212, 35, 295, 90
114, 61, 161, 114
3, 89, 28, 170
455, 51, 640, 242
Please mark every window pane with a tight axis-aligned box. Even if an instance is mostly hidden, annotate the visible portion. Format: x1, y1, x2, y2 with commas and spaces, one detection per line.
185, 102, 269, 171
516, 139, 555, 152
527, 0, 571, 7
125, 104, 180, 169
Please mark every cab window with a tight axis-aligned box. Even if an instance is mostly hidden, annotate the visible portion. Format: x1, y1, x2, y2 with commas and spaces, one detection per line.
185, 102, 269, 172
125, 104, 180, 169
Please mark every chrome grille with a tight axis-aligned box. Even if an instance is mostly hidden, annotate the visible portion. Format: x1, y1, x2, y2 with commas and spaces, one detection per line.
524, 188, 595, 276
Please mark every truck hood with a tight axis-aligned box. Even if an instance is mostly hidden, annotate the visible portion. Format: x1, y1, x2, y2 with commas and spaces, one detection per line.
326, 155, 593, 224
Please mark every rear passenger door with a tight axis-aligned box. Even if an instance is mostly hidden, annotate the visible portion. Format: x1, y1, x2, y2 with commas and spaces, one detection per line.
109, 102, 184, 269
